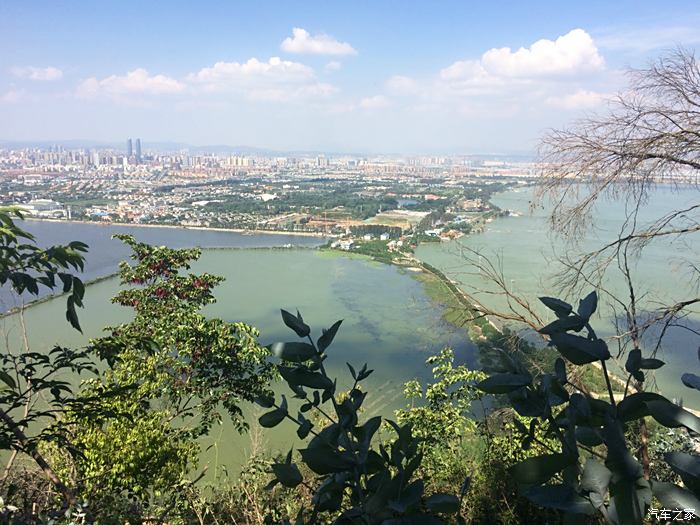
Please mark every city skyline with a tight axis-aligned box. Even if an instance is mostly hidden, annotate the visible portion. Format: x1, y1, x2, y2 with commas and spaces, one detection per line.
2, 1, 700, 154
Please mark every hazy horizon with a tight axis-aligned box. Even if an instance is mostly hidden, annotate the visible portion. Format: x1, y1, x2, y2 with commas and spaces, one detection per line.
0, 137, 539, 158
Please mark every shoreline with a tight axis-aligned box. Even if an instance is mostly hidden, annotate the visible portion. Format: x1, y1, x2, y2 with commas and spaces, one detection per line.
24, 217, 332, 238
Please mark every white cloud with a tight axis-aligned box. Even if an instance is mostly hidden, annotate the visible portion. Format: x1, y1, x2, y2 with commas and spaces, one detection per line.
325, 61, 342, 71
546, 89, 609, 109
247, 82, 338, 102
189, 57, 337, 101
377, 30, 614, 122
77, 68, 184, 98
12, 66, 63, 81
440, 29, 604, 91
481, 29, 604, 78
439, 60, 504, 95
281, 28, 357, 56
359, 95, 389, 109
328, 95, 390, 114
189, 57, 314, 90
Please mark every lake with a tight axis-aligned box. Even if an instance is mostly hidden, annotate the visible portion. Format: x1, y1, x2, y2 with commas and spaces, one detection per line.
417, 184, 700, 407
0, 220, 324, 310
1, 223, 476, 476
8, 184, 700, 474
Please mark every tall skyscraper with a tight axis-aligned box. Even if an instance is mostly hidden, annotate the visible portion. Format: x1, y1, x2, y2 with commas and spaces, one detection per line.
126, 138, 133, 157
135, 138, 142, 161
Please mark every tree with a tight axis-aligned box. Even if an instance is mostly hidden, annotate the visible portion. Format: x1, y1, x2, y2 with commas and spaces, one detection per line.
70, 235, 275, 515
0, 208, 95, 514
397, 348, 485, 462
538, 47, 700, 240
534, 47, 700, 483
536, 48, 700, 349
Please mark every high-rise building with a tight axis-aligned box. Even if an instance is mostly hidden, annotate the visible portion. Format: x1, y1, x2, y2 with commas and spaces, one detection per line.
135, 138, 142, 161
126, 138, 133, 157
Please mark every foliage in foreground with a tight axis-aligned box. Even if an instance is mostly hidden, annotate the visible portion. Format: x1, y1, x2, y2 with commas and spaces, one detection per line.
396, 348, 485, 486
256, 310, 467, 524
3, 215, 700, 524
68, 235, 276, 513
0, 208, 101, 514
477, 291, 700, 524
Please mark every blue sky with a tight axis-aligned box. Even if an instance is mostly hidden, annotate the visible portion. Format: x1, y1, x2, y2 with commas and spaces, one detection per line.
2, 1, 699, 154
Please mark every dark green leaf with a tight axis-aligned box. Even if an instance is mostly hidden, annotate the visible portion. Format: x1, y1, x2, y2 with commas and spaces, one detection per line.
297, 417, 313, 439
299, 445, 355, 474
254, 393, 275, 408
0, 371, 16, 390
617, 392, 666, 422
647, 399, 700, 433
639, 358, 664, 370
65, 296, 82, 333
664, 452, 700, 494
72, 277, 85, 300
354, 416, 382, 445
549, 333, 610, 365
279, 366, 333, 390
539, 297, 573, 318
651, 482, 700, 518
425, 493, 460, 514
259, 396, 288, 428
280, 309, 310, 338
388, 479, 424, 513
271, 462, 302, 488
509, 388, 546, 417
539, 315, 587, 335
577, 291, 597, 320
269, 342, 316, 362
625, 348, 641, 374
524, 484, 595, 515
682, 373, 700, 391
511, 454, 575, 486
575, 426, 603, 447
476, 373, 531, 394
554, 358, 567, 384
318, 320, 342, 352
580, 459, 611, 505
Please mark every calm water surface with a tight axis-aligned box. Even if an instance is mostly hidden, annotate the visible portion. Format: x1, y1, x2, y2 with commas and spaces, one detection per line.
1, 233, 475, 476
10, 186, 700, 474
417, 185, 700, 407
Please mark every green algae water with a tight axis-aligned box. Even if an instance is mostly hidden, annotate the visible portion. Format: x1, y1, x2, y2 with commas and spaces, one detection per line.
0, 237, 476, 476
10, 184, 700, 475
416, 185, 700, 408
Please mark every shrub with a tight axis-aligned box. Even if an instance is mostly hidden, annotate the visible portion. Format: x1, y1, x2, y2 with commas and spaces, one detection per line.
256, 310, 465, 524
476, 291, 700, 524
